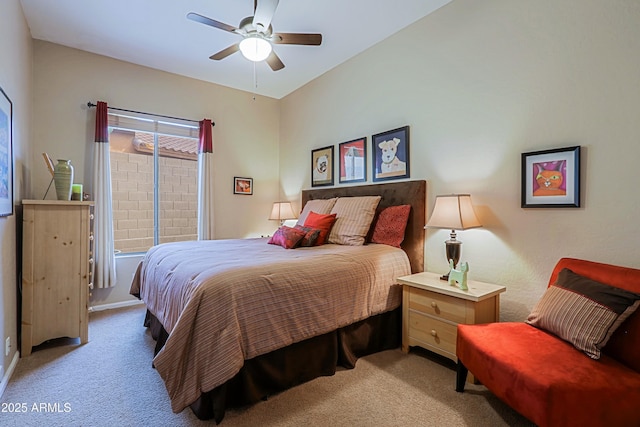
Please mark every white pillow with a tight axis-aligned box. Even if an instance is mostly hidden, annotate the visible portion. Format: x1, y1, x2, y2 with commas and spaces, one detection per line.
328, 196, 381, 246
296, 198, 337, 226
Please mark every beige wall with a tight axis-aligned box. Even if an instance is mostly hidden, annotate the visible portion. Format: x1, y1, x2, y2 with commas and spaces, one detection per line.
280, 0, 640, 321
0, 0, 33, 382
30, 41, 281, 307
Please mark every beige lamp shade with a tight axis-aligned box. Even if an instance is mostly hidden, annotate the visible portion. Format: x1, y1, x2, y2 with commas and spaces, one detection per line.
269, 201, 298, 222
425, 194, 482, 230
426, 194, 481, 279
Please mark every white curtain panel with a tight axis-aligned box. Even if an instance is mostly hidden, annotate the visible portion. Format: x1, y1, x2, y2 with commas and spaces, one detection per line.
197, 151, 215, 240
93, 141, 117, 288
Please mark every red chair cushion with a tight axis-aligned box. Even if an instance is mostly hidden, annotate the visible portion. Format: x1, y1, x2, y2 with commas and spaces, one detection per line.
457, 322, 640, 427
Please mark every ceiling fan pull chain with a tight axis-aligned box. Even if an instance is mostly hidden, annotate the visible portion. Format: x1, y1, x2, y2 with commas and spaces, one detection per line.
253, 61, 258, 101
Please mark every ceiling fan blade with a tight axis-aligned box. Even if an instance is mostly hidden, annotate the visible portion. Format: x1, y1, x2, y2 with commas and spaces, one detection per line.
266, 51, 285, 71
272, 33, 322, 46
187, 12, 238, 34
253, 0, 279, 32
209, 44, 240, 60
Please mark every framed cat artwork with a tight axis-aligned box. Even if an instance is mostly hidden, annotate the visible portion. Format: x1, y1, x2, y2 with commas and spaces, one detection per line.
521, 146, 581, 208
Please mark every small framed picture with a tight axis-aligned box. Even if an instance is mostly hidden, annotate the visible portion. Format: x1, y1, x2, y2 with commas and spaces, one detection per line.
311, 145, 334, 187
234, 177, 253, 195
0, 85, 13, 217
372, 126, 410, 182
521, 146, 580, 208
338, 137, 367, 184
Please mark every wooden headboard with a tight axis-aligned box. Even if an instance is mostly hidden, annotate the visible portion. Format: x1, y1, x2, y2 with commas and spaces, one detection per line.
301, 180, 426, 273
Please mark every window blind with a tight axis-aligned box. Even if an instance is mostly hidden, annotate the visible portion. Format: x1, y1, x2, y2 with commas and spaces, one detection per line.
108, 112, 199, 138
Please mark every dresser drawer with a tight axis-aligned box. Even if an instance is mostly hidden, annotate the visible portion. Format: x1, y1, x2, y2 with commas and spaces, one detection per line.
408, 310, 457, 357
408, 287, 468, 323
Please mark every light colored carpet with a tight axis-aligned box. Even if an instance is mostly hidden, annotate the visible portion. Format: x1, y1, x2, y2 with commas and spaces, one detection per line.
1, 305, 534, 426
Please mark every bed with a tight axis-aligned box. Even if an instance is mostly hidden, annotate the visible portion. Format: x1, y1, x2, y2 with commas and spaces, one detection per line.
130, 180, 426, 423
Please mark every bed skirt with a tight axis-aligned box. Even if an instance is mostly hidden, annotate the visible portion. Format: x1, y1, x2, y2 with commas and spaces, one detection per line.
144, 307, 401, 423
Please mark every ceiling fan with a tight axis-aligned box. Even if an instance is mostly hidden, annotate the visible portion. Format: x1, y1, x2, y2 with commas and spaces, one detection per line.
187, 0, 322, 71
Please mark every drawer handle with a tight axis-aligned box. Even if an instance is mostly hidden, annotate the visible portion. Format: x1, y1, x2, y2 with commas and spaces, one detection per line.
430, 330, 438, 337
431, 301, 437, 308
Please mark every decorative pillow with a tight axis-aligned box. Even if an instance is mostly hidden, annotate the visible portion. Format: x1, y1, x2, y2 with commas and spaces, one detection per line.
370, 205, 411, 248
267, 226, 306, 249
296, 198, 337, 227
293, 225, 321, 247
303, 211, 337, 245
327, 196, 381, 246
526, 268, 640, 359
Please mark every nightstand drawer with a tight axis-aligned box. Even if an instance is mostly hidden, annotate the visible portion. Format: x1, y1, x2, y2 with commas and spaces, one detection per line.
408, 287, 467, 324
408, 311, 457, 357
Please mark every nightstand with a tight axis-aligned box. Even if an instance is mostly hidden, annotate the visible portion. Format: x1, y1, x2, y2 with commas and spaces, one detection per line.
397, 271, 506, 365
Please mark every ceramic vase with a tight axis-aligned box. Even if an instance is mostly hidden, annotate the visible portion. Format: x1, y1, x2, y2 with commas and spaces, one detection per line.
54, 159, 74, 200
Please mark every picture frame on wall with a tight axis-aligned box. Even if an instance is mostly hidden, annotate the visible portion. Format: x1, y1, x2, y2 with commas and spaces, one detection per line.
338, 137, 367, 184
372, 126, 410, 182
521, 146, 581, 208
311, 145, 334, 187
234, 177, 253, 195
0, 85, 13, 217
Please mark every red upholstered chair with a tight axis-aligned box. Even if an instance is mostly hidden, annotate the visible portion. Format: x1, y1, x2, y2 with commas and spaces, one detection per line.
455, 258, 640, 427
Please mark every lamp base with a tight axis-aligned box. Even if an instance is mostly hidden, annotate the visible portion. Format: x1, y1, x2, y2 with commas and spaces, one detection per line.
441, 238, 462, 282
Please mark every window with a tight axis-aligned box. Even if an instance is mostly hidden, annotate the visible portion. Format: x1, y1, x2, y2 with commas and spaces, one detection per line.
108, 112, 199, 254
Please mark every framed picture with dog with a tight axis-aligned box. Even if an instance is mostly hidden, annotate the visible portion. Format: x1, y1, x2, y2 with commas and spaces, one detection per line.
372, 126, 410, 182
311, 145, 334, 187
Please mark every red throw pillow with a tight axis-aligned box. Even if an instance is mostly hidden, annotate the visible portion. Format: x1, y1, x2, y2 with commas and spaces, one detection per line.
370, 205, 411, 248
268, 226, 306, 249
303, 211, 337, 245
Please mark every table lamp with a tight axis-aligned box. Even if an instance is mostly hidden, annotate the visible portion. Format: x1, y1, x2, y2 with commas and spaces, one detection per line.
425, 194, 482, 280
269, 201, 298, 226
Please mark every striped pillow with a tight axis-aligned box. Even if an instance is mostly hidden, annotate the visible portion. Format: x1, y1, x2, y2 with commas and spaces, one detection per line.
327, 196, 381, 246
526, 268, 640, 359
296, 198, 337, 227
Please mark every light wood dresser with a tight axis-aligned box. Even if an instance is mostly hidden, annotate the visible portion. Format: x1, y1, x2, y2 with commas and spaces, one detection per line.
21, 200, 94, 356
397, 271, 506, 366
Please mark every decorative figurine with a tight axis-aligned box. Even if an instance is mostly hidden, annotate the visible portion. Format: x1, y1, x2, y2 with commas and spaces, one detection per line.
448, 260, 469, 291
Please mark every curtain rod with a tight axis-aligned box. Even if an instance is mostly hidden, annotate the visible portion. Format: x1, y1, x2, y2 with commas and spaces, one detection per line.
86, 102, 215, 127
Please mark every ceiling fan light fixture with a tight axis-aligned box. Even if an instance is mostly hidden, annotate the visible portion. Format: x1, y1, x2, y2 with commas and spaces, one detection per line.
239, 35, 272, 62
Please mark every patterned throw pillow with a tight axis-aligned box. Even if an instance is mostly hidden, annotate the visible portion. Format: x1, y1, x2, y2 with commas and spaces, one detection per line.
303, 211, 337, 245
293, 225, 322, 247
267, 226, 306, 249
327, 196, 381, 246
526, 268, 640, 359
370, 205, 411, 248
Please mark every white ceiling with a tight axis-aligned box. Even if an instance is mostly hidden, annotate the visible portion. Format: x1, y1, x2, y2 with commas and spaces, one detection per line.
20, 0, 451, 99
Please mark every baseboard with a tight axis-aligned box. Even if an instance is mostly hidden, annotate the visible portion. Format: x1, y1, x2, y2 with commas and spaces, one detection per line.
0, 351, 20, 400
89, 299, 144, 312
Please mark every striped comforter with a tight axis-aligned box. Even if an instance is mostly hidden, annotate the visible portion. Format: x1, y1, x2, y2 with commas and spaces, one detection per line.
130, 238, 410, 413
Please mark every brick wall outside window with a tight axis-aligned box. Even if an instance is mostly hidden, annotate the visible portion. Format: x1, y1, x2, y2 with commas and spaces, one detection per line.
110, 151, 198, 253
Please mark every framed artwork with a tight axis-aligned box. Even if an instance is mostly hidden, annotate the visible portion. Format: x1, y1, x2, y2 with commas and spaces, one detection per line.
311, 145, 334, 187
372, 126, 410, 182
234, 177, 253, 195
0, 85, 13, 217
338, 137, 367, 184
521, 146, 580, 208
